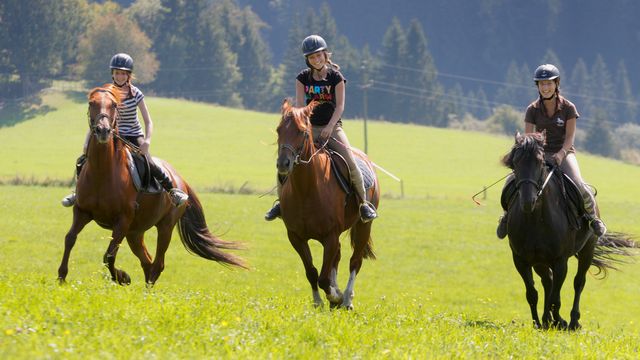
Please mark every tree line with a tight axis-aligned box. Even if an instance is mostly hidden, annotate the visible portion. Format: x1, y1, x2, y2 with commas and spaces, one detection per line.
2, 0, 639, 161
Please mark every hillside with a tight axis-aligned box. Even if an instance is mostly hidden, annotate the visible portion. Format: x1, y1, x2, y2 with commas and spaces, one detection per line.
2, 88, 639, 203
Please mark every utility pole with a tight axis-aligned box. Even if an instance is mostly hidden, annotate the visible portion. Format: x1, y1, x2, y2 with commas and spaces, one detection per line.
361, 60, 373, 154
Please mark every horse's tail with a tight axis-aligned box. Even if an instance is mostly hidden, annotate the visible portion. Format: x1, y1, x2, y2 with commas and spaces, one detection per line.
177, 184, 248, 269
591, 231, 639, 278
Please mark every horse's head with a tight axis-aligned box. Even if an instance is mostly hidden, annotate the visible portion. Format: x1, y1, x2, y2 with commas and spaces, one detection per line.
87, 85, 120, 144
275, 99, 317, 175
502, 132, 546, 213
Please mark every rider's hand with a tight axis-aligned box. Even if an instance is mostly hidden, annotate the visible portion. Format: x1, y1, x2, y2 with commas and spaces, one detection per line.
320, 127, 333, 143
553, 149, 565, 166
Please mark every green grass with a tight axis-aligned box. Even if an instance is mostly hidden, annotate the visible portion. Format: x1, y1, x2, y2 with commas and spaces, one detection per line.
1, 90, 639, 358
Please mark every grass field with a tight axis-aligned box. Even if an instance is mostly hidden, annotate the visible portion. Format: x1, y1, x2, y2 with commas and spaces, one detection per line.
1, 90, 639, 358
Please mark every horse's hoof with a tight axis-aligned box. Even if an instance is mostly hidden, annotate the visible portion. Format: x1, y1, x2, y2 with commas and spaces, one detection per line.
57, 277, 67, 285
341, 303, 354, 311
115, 271, 131, 285
568, 321, 581, 331
145, 281, 155, 289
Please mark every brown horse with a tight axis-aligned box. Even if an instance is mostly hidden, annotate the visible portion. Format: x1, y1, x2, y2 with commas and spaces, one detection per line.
502, 132, 637, 329
275, 100, 380, 309
58, 85, 246, 286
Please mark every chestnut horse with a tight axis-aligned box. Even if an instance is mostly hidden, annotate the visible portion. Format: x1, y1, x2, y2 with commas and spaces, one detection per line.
275, 100, 380, 309
502, 132, 637, 329
58, 85, 245, 285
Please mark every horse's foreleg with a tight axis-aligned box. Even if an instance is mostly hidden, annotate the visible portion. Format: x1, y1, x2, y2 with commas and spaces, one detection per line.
103, 222, 131, 285
513, 255, 541, 328
58, 209, 92, 283
318, 236, 343, 307
549, 260, 568, 329
570, 239, 595, 330
126, 233, 152, 284
288, 231, 322, 307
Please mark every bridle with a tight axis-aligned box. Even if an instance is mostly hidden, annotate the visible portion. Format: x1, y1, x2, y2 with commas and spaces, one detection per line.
278, 114, 327, 165
514, 155, 556, 198
87, 89, 141, 153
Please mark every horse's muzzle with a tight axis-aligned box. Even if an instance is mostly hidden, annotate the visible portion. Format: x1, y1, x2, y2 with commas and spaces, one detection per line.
276, 153, 293, 175
94, 124, 112, 143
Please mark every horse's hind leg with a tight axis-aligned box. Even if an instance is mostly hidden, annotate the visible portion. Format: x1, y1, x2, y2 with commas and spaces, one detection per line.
126, 233, 153, 284
148, 223, 174, 286
288, 231, 323, 307
513, 255, 541, 328
548, 260, 568, 329
533, 265, 553, 328
58, 209, 92, 283
342, 221, 373, 310
318, 235, 343, 307
103, 222, 131, 285
570, 238, 596, 330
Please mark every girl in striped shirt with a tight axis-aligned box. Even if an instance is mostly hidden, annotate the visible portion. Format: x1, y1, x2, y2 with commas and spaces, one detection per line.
61, 53, 188, 207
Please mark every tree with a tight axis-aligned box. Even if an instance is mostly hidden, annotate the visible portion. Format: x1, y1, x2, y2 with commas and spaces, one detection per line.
1, 0, 87, 96
404, 19, 444, 126
77, 13, 158, 86
615, 60, 637, 124
378, 17, 407, 122
589, 54, 615, 119
568, 58, 591, 119
584, 109, 616, 157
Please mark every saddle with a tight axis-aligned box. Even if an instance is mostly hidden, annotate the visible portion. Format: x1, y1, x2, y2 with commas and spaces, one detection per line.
500, 167, 585, 230
125, 149, 163, 194
325, 147, 375, 197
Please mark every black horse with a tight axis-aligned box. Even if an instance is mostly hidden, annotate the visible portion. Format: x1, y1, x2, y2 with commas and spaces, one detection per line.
501, 132, 637, 330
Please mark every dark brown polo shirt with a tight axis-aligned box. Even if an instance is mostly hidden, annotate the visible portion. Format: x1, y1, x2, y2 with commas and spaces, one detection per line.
524, 95, 579, 153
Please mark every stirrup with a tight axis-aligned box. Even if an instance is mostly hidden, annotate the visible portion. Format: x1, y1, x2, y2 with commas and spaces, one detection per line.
359, 202, 378, 223
169, 188, 188, 206
61, 192, 76, 207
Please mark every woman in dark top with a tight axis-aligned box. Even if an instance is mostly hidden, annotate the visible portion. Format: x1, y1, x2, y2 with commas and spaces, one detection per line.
265, 35, 378, 222
497, 64, 607, 238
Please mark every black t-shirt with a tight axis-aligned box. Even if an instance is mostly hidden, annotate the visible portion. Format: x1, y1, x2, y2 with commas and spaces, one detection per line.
296, 67, 346, 126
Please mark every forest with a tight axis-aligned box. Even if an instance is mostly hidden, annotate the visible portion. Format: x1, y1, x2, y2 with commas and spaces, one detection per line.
2, 0, 640, 162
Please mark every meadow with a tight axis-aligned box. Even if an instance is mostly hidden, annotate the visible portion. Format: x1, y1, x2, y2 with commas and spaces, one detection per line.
1, 89, 639, 358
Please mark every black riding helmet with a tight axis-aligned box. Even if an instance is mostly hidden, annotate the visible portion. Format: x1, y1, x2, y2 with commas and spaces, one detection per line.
533, 64, 560, 82
110, 53, 134, 72
302, 35, 327, 56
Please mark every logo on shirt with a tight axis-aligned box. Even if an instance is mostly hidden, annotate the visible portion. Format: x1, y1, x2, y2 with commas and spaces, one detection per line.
305, 85, 333, 101
555, 117, 565, 127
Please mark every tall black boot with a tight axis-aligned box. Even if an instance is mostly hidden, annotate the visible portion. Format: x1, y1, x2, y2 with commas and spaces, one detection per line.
148, 158, 188, 206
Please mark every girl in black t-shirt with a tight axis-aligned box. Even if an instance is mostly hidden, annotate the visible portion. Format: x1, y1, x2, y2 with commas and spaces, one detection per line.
265, 35, 378, 222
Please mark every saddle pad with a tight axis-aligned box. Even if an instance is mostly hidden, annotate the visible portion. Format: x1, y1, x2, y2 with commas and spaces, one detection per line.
329, 150, 375, 194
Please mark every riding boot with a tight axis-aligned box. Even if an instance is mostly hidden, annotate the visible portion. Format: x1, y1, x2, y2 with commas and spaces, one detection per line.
581, 184, 607, 237
265, 174, 285, 221
264, 202, 281, 221
61, 154, 87, 207
149, 158, 188, 206
496, 212, 508, 239
355, 181, 377, 223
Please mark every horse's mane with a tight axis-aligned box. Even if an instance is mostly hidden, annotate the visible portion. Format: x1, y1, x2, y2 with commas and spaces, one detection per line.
279, 99, 319, 152
502, 132, 545, 169
88, 84, 121, 106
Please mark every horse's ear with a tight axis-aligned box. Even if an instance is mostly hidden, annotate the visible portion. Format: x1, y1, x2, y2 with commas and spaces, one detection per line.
305, 100, 318, 117
514, 131, 521, 143
281, 98, 292, 115
540, 129, 547, 146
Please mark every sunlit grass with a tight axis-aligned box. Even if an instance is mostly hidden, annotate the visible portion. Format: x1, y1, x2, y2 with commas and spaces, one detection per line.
1, 90, 639, 358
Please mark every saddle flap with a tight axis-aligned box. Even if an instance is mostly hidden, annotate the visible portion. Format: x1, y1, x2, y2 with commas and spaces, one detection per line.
125, 149, 163, 193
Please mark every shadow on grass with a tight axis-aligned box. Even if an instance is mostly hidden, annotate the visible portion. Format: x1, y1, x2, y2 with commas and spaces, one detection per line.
0, 96, 55, 128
